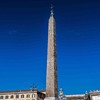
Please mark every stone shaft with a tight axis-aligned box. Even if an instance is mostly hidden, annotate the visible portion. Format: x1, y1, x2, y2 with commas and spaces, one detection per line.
46, 14, 58, 97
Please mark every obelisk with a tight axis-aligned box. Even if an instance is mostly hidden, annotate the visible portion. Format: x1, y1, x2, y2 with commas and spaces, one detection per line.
45, 5, 58, 100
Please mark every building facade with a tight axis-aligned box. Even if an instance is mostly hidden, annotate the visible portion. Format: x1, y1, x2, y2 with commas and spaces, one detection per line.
0, 90, 45, 100
65, 94, 89, 100
90, 90, 100, 100
59, 88, 89, 100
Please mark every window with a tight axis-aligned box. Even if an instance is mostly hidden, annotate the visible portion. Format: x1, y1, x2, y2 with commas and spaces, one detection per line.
0, 96, 3, 99
32, 94, 35, 98
10, 95, 14, 99
16, 95, 19, 98
21, 95, 24, 98
26, 94, 30, 98
5, 96, 9, 99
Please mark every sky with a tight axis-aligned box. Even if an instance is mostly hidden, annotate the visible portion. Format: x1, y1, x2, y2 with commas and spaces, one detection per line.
0, 0, 100, 94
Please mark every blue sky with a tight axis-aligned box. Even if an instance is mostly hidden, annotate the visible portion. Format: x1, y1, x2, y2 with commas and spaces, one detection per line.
0, 0, 100, 94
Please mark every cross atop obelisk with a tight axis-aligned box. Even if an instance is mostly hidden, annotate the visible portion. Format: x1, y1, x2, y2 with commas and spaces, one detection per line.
45, 5, 58, 100
50, 4, 54, 16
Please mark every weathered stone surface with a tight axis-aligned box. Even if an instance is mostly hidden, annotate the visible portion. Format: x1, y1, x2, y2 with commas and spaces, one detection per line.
46, 13, 58, 98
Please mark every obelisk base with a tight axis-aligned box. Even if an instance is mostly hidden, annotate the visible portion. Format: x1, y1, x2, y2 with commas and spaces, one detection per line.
44, 97, 59, 100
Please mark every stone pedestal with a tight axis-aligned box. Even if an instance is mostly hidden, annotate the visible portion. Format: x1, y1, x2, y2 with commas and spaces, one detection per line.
44, 97, 59, 100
